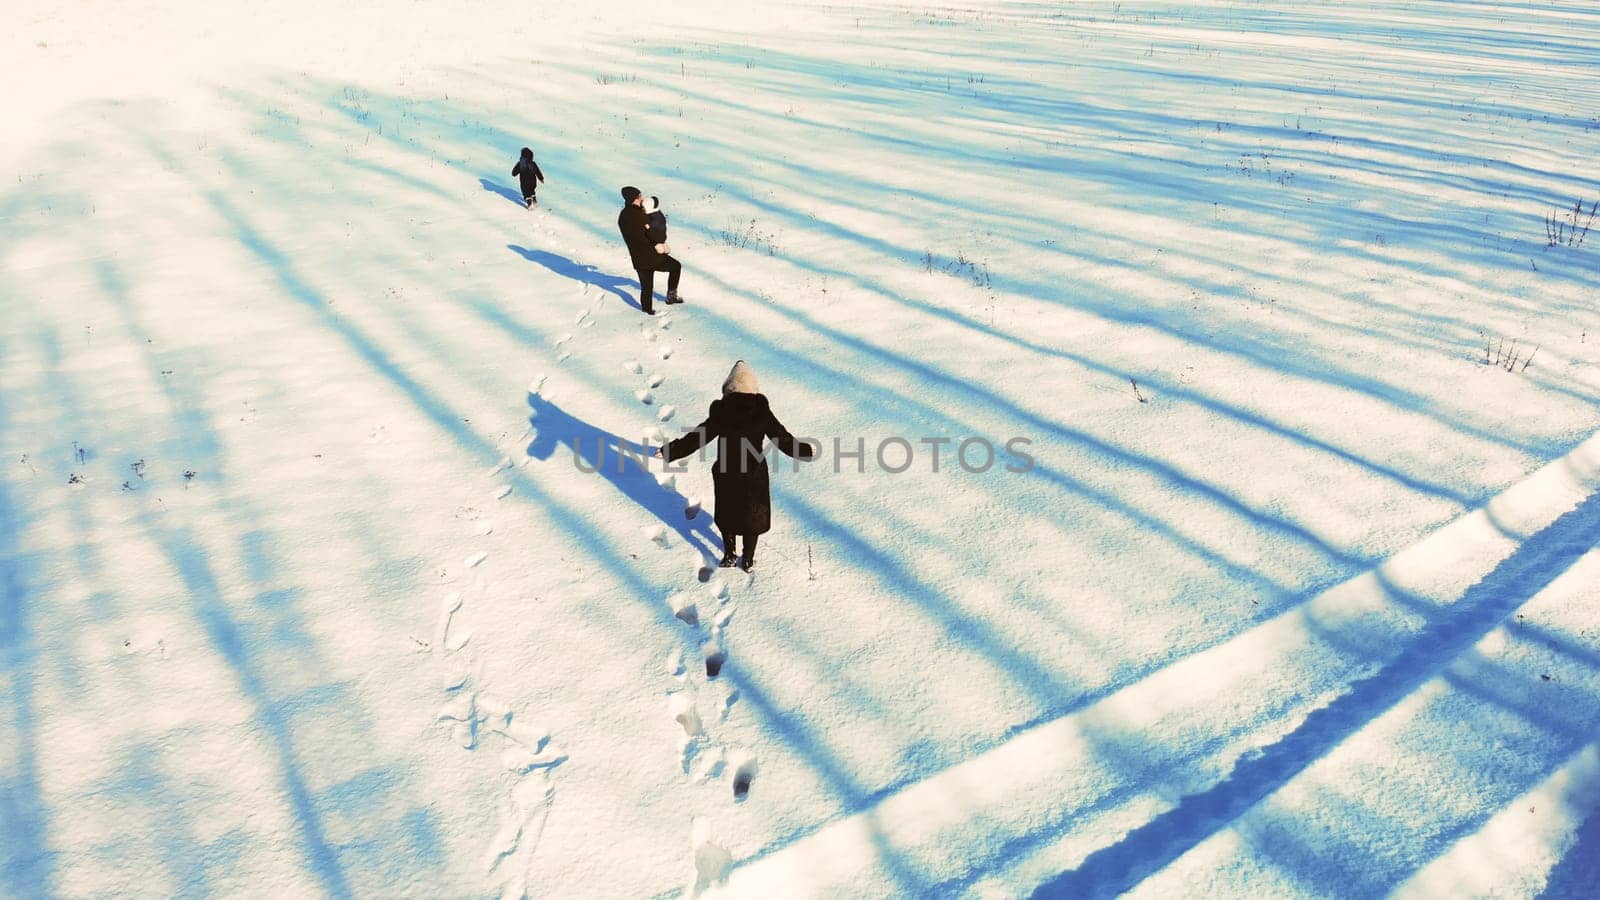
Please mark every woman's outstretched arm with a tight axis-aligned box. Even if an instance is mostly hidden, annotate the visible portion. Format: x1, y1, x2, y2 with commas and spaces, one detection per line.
765, 409, 817, 460
662, 404, 722, 461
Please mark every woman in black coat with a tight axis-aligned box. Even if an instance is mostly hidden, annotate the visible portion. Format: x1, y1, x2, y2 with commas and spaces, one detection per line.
512, 147, 545, 207
658, 361, 816, 571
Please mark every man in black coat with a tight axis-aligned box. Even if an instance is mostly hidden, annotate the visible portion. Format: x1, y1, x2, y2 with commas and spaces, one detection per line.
657, 361, 816, 571
618, 186, 683, 315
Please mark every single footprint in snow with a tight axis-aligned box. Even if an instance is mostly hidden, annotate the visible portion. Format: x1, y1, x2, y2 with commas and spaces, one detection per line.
556, 350, 572, 363
623, 359, 644, 375
666, 646, 686, 679
647, 373, 665, 388
487, 456, 512, 476
434, 592, 463, 651
466, 551, 488, 569
499, 771, 557, 893
669, 692, 704, 739
635, 389, 655, 405
439, 693, 478, 749
528, 374, 547, 395
474, 520, 495, 536
644, 525, 671, 548
442, 668, 470, 692
552, 333, 572, 348
658, 405, 676, 423
659, 345, 674, 360
672, 699, 706, 775
702, 640, 726, 679
679, 735, 702, 775
483, 799, 523, 873
684, 497, 702, 520
689, 817, 732, 896
711, 606, 734, 631
667, 592, 699, 627
730, 750, 758, 802
494, 484, 513, 500
574, 309, 590, 326
720, 686, 740, 721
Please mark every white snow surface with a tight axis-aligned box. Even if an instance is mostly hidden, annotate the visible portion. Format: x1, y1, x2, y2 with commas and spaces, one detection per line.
4, 1, 1600, 897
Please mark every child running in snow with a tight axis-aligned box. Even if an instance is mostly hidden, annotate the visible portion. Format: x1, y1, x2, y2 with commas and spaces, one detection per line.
512, 147, 545, 207
656, 361, 817, 572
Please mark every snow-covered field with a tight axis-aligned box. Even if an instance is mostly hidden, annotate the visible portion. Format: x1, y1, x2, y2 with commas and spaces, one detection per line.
4, 0, 1600, 896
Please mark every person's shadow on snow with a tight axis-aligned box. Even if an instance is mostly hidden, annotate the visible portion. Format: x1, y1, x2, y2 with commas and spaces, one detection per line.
525, 391, 722, 567
507, 245, 642, 311
480, 178, 527, 208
